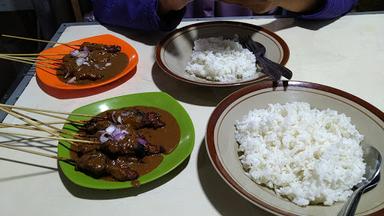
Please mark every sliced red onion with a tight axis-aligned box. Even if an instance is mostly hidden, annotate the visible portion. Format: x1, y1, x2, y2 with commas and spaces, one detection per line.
64, 72, 70, 79
76, 58, 85, 66
121, 111, 132, 117
67, 77, 77, 84
70, 50, 80, 57
137, 137, 147, 145
99, 132, 110, 143
111, 111, 117, 123
105, 124, 116, 134
82, 46, 89, 52
83, 61, 90, 66
111, 129, 128, 141
78, 51, 89, 58
113, 132, 127, 141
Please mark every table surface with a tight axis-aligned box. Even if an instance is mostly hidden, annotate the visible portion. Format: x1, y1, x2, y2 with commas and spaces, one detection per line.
1, 13, 384, 216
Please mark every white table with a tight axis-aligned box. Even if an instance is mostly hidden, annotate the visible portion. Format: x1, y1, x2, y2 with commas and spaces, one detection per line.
1, 13, 383, 216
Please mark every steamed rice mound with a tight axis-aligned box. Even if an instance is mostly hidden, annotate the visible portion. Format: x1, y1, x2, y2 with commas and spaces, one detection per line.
235, 102, 366, 206
185, 37, 257, 82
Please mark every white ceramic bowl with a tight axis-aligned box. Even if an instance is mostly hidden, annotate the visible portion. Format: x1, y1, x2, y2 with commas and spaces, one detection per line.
206, 80, 384, 215
156, 21, 289, 87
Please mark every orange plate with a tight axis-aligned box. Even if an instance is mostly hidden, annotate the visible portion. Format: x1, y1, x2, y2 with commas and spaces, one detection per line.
36, 34, 139, 90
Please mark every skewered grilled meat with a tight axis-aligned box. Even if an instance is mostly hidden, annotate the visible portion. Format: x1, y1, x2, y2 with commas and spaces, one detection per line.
106, 156, 139, 181
76, 143, 100, 155
57, 42, 127, 84
82, 119, 110, 134
80, 42, 121, 53
106, 109, 165, 129
71, 107, 175, 182
100, 125, 159, 156
75, 151, 139, 181
76, 151, 108, 177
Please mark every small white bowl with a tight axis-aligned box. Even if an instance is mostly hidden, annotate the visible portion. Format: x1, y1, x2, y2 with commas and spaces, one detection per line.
156, 21, 289, 87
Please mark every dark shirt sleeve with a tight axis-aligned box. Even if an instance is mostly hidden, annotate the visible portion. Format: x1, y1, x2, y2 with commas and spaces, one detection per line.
92, 0, 184, 31
298, 0, 358, 20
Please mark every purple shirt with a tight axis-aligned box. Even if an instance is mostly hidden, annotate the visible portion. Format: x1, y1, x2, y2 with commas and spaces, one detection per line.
93, 0, 358, 31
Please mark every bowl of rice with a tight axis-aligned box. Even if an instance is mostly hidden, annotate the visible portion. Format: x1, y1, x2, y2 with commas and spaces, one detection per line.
205, 80, 384, 215
155, 21, 289, 87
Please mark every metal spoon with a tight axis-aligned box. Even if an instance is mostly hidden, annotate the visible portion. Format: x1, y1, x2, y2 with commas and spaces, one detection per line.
243, 38, 293, 81
338, 145, 382, 216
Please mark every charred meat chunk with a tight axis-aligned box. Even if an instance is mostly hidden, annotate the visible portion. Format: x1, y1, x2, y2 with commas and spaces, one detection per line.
80, 42, 121, 53
76, 143, 100, 155
111, 109, 165, 129
82, 119, 111, 134
100, 127, 160, 157
106, 157, 139, 181
76, 151, 108, 177
142, 112, 165, 129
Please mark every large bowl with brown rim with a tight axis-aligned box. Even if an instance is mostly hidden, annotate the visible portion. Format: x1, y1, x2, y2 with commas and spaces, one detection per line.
155, 21, 289, 87
205, 80, 384, 215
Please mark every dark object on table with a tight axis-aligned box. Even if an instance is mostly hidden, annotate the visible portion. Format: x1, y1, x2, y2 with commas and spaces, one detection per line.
243, 38, 293, 81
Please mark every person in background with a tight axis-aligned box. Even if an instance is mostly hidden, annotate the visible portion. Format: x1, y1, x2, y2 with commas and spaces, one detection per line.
92, 0, 358, 31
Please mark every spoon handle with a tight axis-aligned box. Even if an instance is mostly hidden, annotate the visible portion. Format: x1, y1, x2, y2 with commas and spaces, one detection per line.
257, 57, 282, 81
338, 186, 365, 216
261, 56, 293, 80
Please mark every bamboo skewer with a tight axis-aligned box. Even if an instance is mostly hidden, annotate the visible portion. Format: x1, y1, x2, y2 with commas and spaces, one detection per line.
0, 137, 80, 148
0, 137, 58, 147
0, 143, 72, 161
0, 103, 98, 118
0, 104, 84, 130
1, 108, 84, 139
0, 56, 61, 69
17, 109, 85, 123
0, 131, 96, 144
0, 107, 61, 134
2, 34, 80, 49
0, 123, 80, 137
1, 121, 72, 128
0, 55, 62, 64
0, 123, 50, 131
0, 107, 78, 139
0, 55, 59, 70
0, 106, 102, 146
1, 53, 66, 56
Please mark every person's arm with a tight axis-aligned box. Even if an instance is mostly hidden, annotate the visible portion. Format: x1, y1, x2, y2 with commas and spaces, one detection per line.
296, 0, 358, 20
92, 0, 186, 31
220, 0, 357, 19
277, 0, 323, 13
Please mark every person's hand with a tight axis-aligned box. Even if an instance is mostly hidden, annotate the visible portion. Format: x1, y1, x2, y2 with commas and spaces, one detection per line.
158, 0, 190, 15
220, 0, 323, 14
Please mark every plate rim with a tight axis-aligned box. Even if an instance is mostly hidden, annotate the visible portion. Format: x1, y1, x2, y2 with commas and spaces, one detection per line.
58, 92, 195, 190
155, 21, 290, 87
205, 80, 384, 215
36, 34, 139, 90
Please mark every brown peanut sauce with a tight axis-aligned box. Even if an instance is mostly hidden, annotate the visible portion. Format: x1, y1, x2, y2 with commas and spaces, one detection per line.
59, 47, 128, 85
70, 106, 180, 185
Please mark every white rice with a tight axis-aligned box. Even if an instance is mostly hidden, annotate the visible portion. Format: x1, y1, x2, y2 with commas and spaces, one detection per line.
185, 37, 258, 82
235, 102, 366, 206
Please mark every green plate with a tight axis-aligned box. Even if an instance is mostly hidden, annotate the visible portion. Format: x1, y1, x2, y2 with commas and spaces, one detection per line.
58, 92, 195, 189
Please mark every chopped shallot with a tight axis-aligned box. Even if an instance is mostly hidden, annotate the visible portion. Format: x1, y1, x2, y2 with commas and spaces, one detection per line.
67, 77, 77, 83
